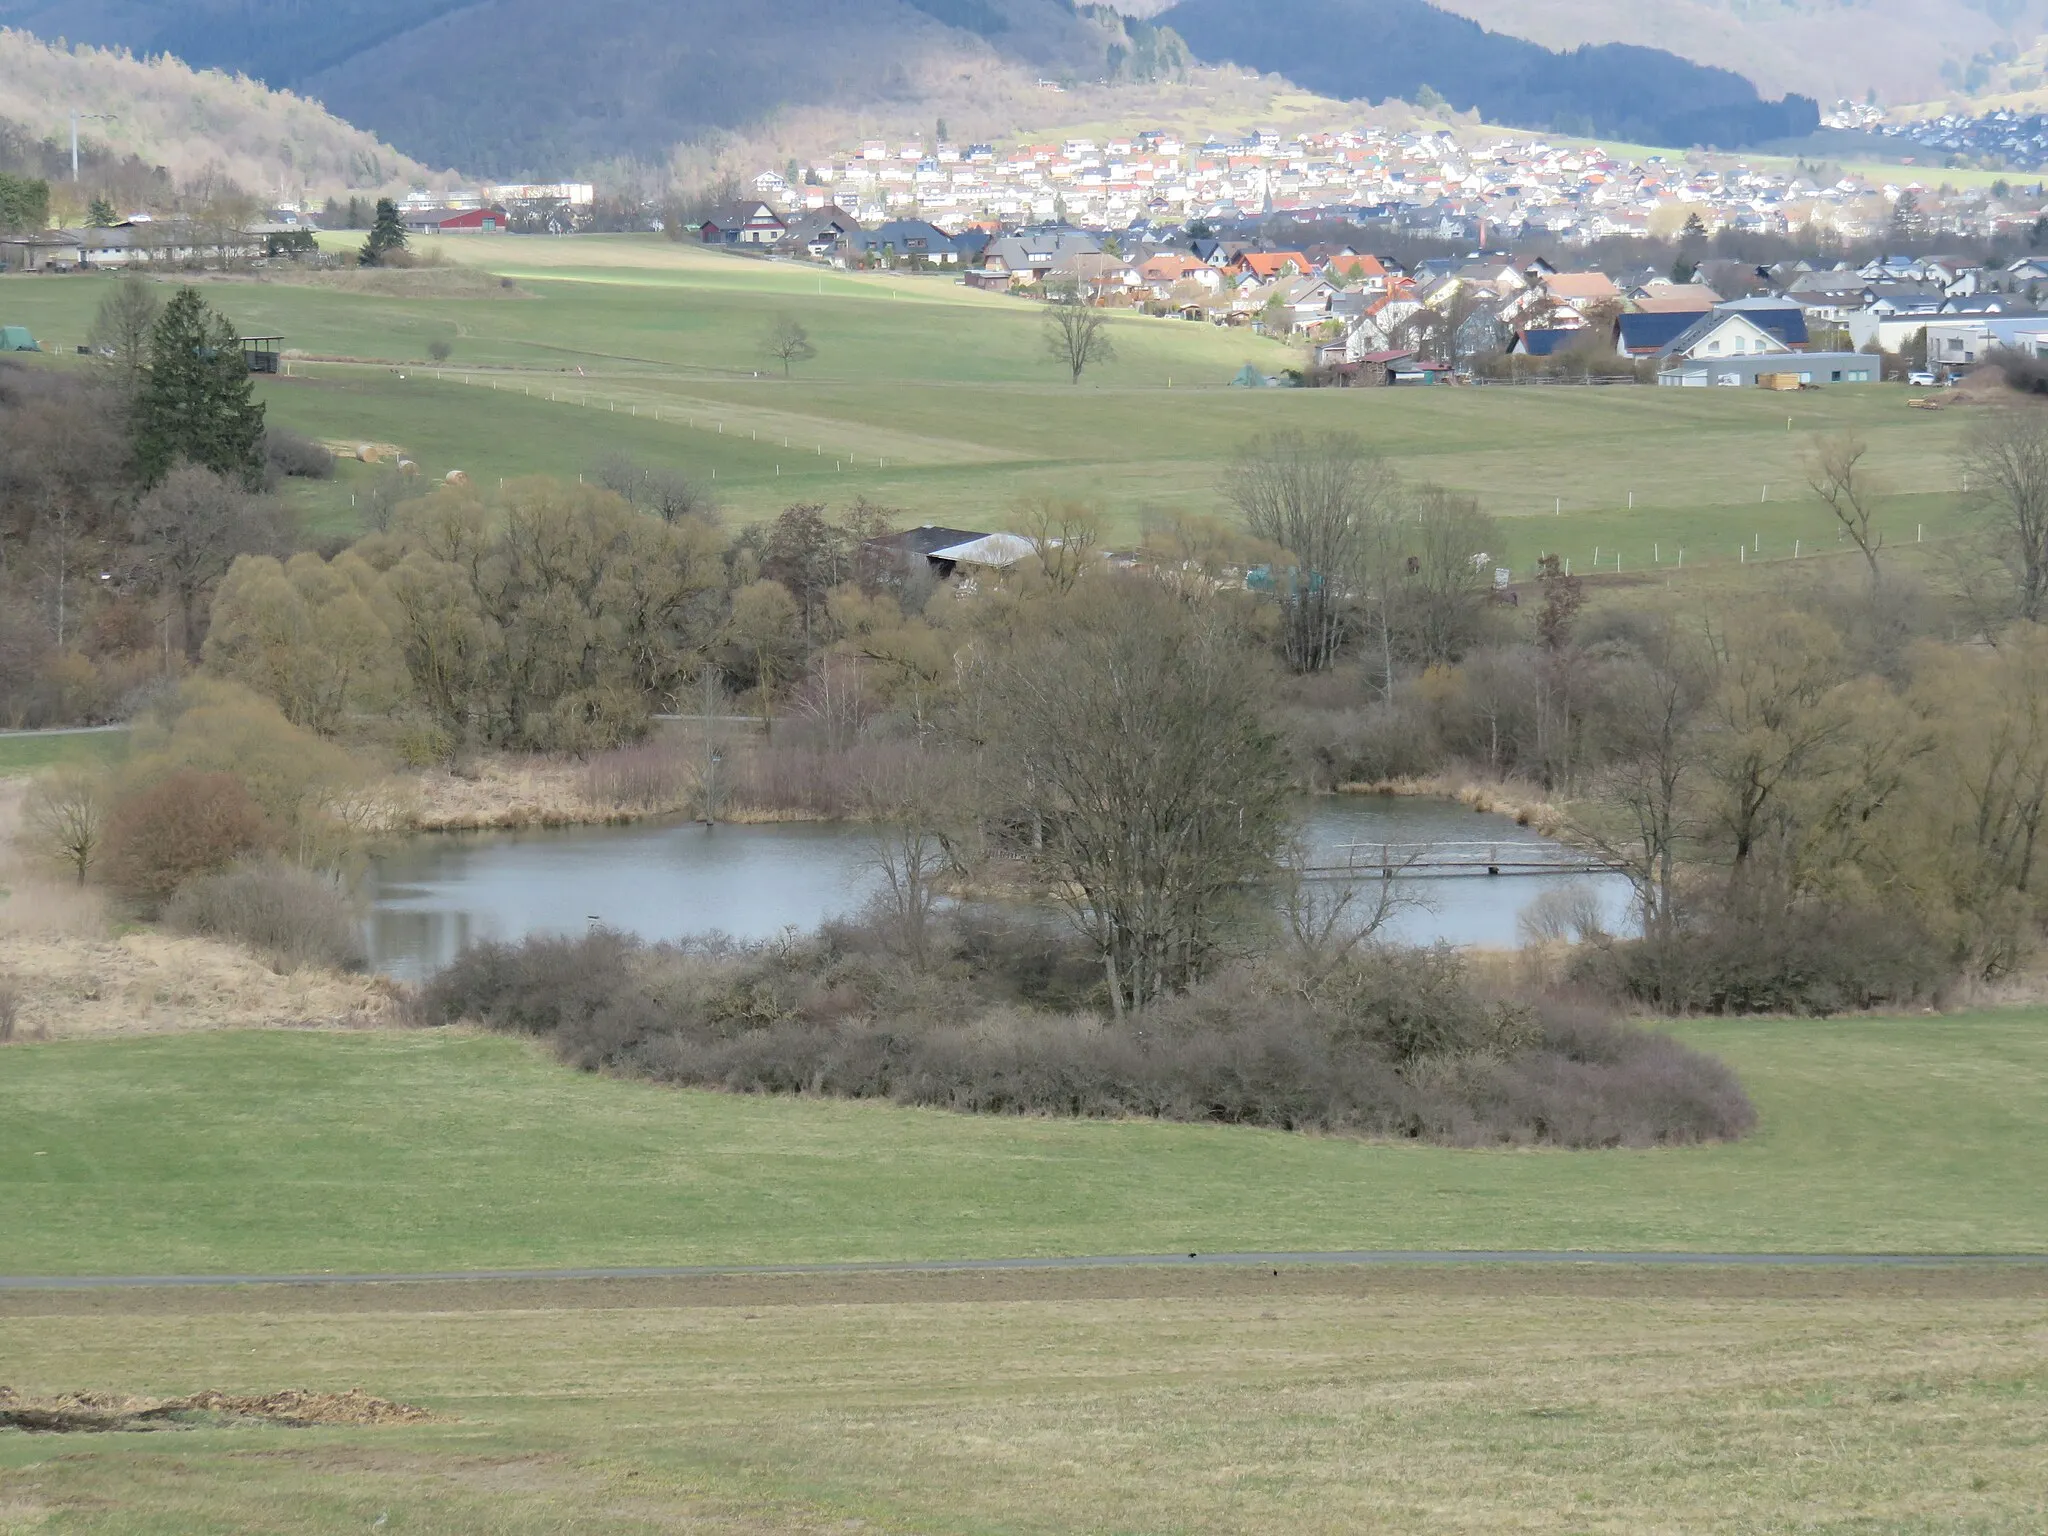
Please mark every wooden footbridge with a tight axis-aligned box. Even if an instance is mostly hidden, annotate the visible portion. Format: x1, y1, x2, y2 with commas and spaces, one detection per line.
1299, 841, 1622, 882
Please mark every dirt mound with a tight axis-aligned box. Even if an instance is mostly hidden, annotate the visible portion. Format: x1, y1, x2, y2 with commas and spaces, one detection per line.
0, 1386, 433, 1433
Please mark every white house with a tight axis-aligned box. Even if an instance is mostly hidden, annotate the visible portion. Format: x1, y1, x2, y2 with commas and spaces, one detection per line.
1656, 311, 1792, 363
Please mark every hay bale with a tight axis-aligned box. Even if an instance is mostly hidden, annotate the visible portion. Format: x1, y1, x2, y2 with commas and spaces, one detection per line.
444, 469, 471, 487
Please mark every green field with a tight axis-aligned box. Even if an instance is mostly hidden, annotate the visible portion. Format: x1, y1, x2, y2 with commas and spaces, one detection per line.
2, 1017, 2047, 1532
0, 730, 129, 777
3, 1265, 2042, 1534
3, 1011, 2044, 1277
0, 242, 1981, 574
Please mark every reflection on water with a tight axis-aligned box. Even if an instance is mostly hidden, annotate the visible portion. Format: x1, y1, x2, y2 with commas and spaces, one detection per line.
364, 797, 1636, 979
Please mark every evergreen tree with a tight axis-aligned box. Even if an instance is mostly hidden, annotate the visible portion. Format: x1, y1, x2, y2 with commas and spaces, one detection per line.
134, 287, 266, 489
86, 195, 118, 228
0, 172, 49, 234
359, 198, 407, 266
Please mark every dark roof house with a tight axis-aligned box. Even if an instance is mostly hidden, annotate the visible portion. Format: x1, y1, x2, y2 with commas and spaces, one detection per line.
850, 220, 961, 264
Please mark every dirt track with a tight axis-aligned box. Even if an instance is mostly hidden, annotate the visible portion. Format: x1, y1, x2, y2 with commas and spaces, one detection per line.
4, 1260, 2046, 1320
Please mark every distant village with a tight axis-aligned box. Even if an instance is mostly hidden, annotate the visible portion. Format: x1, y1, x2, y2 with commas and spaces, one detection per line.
672, 125, 2048, 389
13, 123, 2048, 389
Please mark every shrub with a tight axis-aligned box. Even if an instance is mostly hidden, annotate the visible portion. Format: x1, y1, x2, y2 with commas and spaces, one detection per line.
163, 857, 367, 972
102, 769, 272, 912
1570, 905, 1948, 1016
726, 736, 924, 819
419, 928, 642, 1037
418, 923, 1755, 1149
264, 426, 336, 480
1984, 347, 2048, 395
0, 977, 17, 1042
581, 737, 695, 813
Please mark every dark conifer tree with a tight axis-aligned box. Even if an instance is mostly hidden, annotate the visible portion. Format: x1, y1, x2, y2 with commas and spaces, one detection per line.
359, 198, 408, 265
134, 287, 266, 489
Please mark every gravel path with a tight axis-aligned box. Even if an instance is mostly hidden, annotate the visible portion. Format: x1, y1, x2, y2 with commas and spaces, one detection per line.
7, 1250, 2047, 1290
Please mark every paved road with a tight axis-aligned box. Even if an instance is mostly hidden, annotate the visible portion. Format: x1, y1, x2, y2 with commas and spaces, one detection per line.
6, 1250, 2046, 1290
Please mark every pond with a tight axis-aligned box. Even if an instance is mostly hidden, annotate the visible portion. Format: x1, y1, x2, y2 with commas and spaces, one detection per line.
362, 797, 1637, 980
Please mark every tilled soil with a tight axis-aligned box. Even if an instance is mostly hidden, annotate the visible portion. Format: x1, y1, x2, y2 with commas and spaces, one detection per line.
0, 1387, 434, 1433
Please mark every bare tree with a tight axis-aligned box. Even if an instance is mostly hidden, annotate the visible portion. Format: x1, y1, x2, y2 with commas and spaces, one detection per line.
964, 579, 1293, 1016
1042, 283, 1116, 384
693, 663, 730, 823
1223, 431, 1398, 674
128, 464, 290, 658
763, 315, 817, 377
1961, 405, 2048, 622
1806, 432, 1885, 590
85, 274, 162, 399
24, 767, 110, 885
1273, 836, 1410, 987
591, 452, 717, 526
1016, 497, 1101, 592
1392, 484, 1498, 669
860, 754, 967, 969
1566, 636, 1711, 942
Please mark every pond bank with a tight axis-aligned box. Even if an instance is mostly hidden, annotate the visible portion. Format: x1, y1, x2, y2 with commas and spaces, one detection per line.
398, 757, 832, 833
1335, 775, 1565, 836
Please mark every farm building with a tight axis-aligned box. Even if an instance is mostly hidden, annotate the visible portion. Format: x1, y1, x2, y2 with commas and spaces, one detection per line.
403, 207, 508, 235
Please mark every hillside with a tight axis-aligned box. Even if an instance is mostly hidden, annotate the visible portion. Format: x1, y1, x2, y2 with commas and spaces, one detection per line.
0, 28, 435, 201
1421, 0, 2024, 109
0, 0, 1153, 175
1159, 0, 1819, 150
3, 0, 1840, 177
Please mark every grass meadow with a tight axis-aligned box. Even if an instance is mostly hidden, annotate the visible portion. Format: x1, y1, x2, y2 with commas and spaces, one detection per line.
1, 1265, 2042, 1534
2, 1011, 2044, 1276
0, 731, 127, 777
0, 240, 1983, 574
0, 1015, 2045, 1532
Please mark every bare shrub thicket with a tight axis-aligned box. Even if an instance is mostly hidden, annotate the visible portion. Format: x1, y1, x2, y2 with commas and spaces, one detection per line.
101, 768, 273, 912
417, 923, 1756, 1149
263, 427, 337, 482
163, 857, 367, 972
1571, 906, 1949, 1016
580, 737, 698, 815
0, 977, 17, 1042
726, 735, 926, 819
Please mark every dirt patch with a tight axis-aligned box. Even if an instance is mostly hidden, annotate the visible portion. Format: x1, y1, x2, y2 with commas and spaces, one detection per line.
0, 1387, 434, 1434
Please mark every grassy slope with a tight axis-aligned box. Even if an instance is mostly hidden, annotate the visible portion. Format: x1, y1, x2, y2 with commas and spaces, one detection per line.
2, 1011, 2044, 1276
1, 239, 1978, 573
0, 731, 126, 776
2, 1267, 2043, 1533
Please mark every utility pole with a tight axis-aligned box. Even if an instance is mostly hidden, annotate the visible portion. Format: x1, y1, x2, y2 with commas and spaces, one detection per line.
71, 113, 115, 182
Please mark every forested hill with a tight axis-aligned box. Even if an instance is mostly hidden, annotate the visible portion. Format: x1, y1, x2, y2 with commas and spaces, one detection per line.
1159, 0, 1820, 149
4, 0, 1821, 174
0, 0, 1137, 175
0, 28, 432, 196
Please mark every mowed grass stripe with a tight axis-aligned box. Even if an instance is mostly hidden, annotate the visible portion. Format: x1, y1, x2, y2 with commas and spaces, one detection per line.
1, 1012, 2045, 1276
0, 1268, 2043, 1532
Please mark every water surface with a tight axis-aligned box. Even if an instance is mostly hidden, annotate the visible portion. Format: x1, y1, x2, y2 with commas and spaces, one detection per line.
364, 797, 1634, 979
